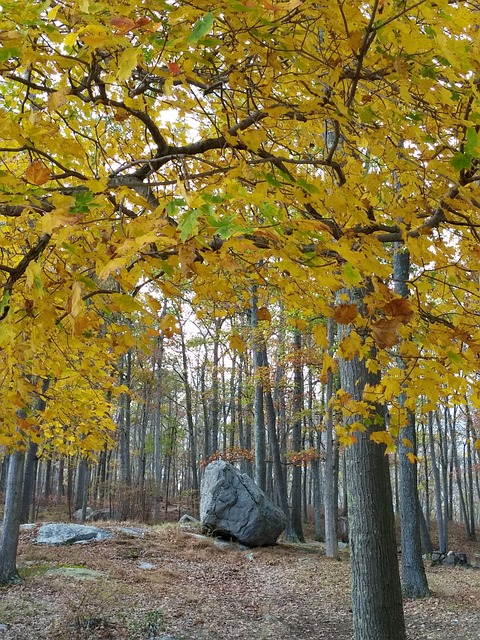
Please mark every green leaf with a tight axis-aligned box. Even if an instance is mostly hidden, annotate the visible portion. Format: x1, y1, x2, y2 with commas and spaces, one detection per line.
343, 263, 362, 287
0, 47, 20, 62
179, 208, 200, 241
464, 128, 478, 155
451, 152, 472, 171
187, 13, 214, 45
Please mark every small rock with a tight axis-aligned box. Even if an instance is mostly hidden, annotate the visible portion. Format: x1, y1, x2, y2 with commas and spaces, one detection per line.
214, 539, 248, 551
116, 526, 146, 538
20, 523, 36, 531
179, 514, 199, 524
138, 561, 156, 570
245, 553, 255, 561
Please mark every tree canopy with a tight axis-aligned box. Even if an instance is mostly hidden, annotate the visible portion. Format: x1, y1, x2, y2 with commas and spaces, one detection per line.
0, 0, 479, 452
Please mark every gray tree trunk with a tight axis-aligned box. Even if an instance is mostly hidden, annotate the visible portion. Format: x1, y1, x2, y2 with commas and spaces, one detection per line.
394, 248, 428, 598
180, 323, 199, 495
428, 411, 447, 553
0, 451, 26, 584
20, 441, 39, 523
251, 292, 266, 491
324, 317, 339, 558
339, 287, 405, 640
291, 330, 305, 542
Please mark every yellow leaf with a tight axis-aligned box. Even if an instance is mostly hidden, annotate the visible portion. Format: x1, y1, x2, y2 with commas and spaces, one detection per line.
159, 313, 180, 338
229, 333, 247, 353
67, 282, 84, 318
48, 86, 70, 112
313, 324, 327, 349
406, 452, 418, 464
370, 430, 395, 453
117, 48, 139, 81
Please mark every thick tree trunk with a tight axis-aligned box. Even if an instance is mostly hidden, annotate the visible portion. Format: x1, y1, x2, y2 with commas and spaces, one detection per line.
0, 451, 26, 584
394, 248, 428, 598
339, 287, 405, 640
20, 441, 39, 523
74, 456, 89, 512
262, 346, 297, 541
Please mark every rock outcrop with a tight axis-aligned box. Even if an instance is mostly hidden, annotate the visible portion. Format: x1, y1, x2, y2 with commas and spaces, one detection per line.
200, 461, 286, 547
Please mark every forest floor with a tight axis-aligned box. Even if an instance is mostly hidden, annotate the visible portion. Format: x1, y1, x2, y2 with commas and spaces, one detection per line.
0, 520, 479, 640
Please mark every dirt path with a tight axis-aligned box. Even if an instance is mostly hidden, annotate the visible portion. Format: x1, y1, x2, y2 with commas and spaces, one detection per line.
0, 525, 478, 639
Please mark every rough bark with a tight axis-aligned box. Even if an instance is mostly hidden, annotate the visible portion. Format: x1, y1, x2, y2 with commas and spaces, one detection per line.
0, 451, 26, 584
394, 248, 429, 598
251, 291, 266, 490
324, 317, 339, 558
339, 287, 405, 640
428, 411, 447, 553
290, 330, 305, 542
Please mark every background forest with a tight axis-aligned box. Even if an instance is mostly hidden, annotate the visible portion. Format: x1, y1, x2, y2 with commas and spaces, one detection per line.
0, 1, 479, 639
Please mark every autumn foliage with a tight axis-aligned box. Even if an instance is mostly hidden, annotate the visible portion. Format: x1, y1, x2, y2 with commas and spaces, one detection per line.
0, 0, 479, 457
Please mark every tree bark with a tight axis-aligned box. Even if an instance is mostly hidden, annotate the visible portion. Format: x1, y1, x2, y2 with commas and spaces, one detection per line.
0, 451, 26, 584
339, 287, 405, 640
324, 317, 339, 558
251, 291, 266, 490
290, 329, 305, 542
428, 411, 447, 553
394, 248, 428, 598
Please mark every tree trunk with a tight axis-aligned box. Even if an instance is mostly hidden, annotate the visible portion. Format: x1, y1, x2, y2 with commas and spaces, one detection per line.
210, 318, 221, 455
291, 329, 305, 542
339, 287, 405, 640
464, 403, 476, 540
324, 317, 339, 558
251, 291, 266, 491
394, 247, 428, 598
20, 441, 39, 523
180, 322, 199, 495
428, 411, 447, 553
0, 451, 26, 584
262, 346, 296, 540
119, 350, 132, 486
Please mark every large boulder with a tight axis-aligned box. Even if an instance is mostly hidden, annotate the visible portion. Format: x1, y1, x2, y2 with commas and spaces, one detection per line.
200, 461, 286, 547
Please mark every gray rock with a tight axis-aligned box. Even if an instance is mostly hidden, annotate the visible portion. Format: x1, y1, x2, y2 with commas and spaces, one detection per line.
73, 507, 93, 521
19, 523, 36, 531
200, 461, 286, 547
73, 507, 112, 522
36, 523, 113, 545
178, 514, 200, 524
116, 526, 146, 538
138, 561, 156, 570
214, 538, 249, 551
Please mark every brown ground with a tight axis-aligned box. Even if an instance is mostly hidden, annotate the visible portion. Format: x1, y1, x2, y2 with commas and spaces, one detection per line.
0, 522, 479, 640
